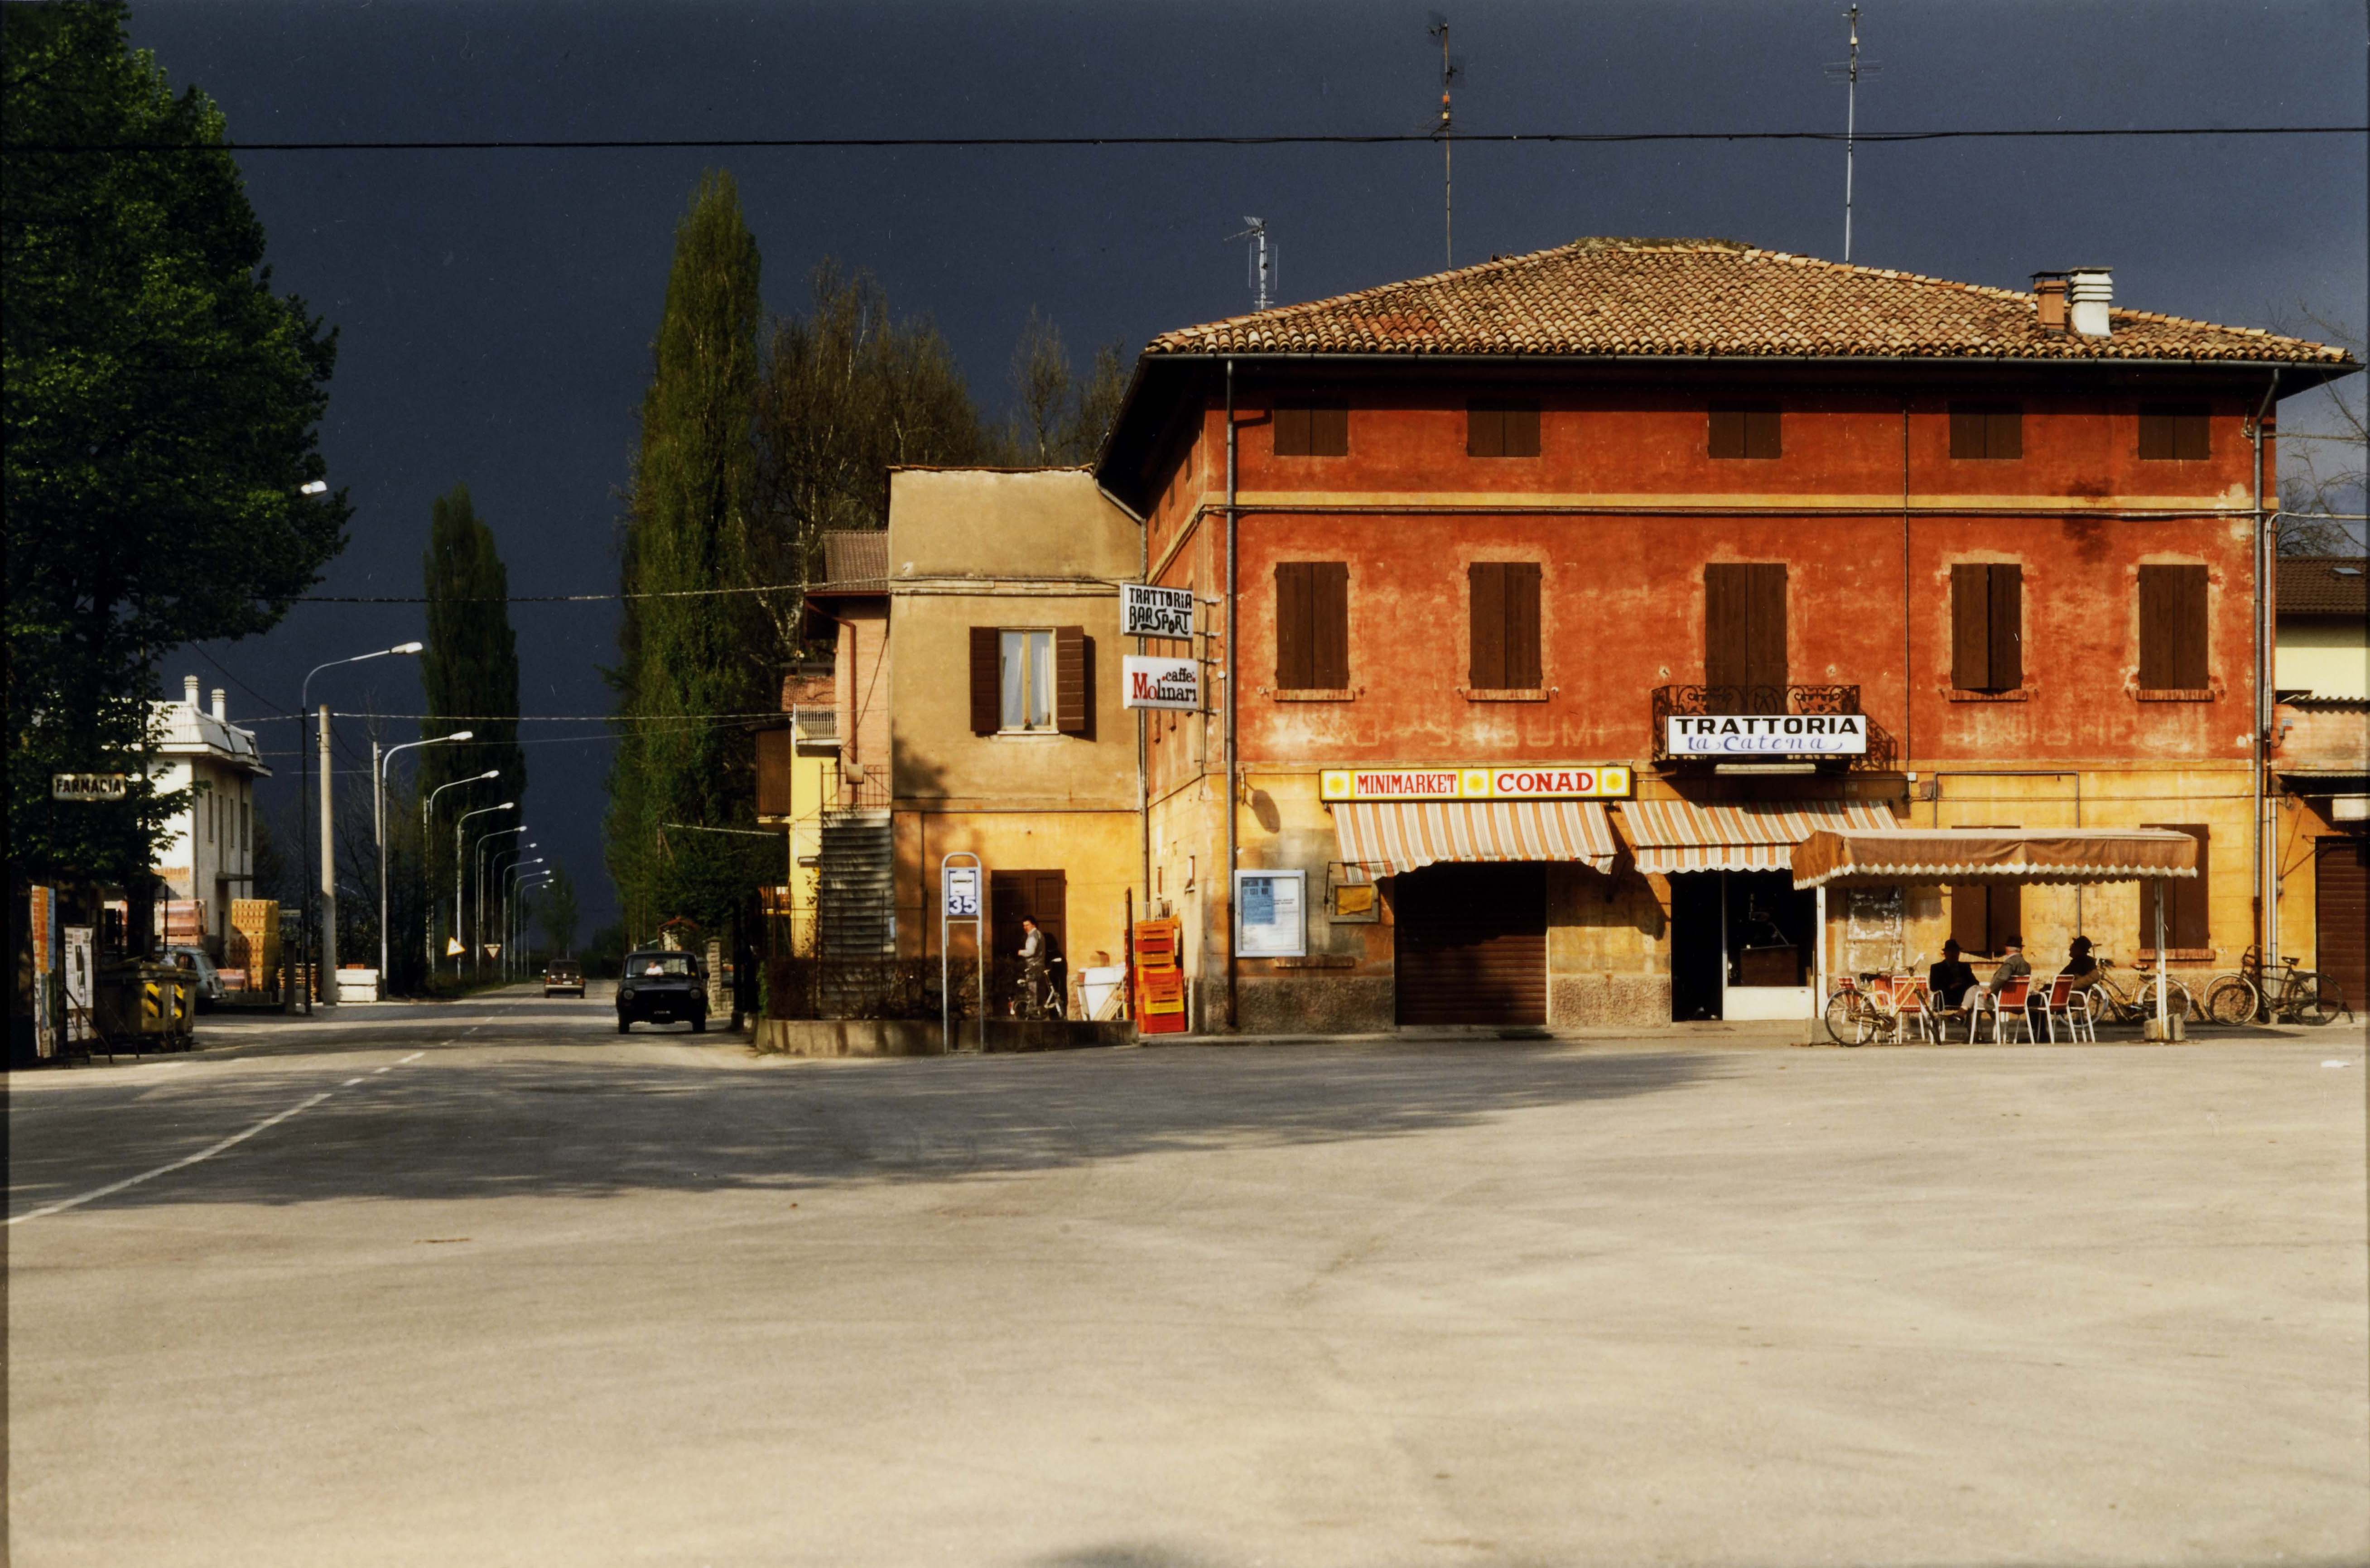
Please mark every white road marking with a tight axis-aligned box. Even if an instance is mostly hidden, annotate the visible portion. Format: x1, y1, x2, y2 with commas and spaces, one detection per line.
343, 1076, 366, 1086
2324, 1060, 2351, 1068
8, 1092, 333, 1227
398, 1052, 425, 1063
374, 1066, 393, 1074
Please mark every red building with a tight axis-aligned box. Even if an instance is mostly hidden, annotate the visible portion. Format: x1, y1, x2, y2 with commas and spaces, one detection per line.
1094, 239, 2357, 1031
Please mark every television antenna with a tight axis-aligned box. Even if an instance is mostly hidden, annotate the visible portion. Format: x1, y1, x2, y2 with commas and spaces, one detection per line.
1427, 14, 1463, 269
1822, 5, 1882, 263
1226, 217, 1275, 311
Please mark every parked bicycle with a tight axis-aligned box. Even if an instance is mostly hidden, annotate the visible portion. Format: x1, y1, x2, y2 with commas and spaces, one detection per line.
2203, 947, 2350, 1025
2084, 956, 2197, 1026
1823, 966, 1932, 1046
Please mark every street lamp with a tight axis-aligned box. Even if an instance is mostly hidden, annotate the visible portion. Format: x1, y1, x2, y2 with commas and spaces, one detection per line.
374, 729, 472, 986
484, 843, 538, 975
501, 859, 546, 978
423, 770, 500, 972
474, 829, 530, 975
453, 802, 515, 977
512, 871, 554, 977
294, 640, 424, 1013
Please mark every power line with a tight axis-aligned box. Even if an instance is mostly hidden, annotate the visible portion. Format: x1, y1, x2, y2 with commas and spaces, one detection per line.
294, 581, 805, 604
5, 125, 2363, 154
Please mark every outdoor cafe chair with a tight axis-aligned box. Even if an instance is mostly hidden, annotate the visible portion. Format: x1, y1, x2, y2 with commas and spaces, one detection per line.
2038, 974, 2095, 1043
1890, 976, 1938, 1044
1980, 977, 2035, 1044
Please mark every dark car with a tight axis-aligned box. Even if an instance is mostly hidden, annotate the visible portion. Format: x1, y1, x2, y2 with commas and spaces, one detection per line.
543, 958, 584, 998
617, 948, 706, 1033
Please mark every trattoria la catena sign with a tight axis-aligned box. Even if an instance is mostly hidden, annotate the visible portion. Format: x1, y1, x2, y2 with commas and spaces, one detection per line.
1320, 765, 1633, 802
1665, 714, 1867, 757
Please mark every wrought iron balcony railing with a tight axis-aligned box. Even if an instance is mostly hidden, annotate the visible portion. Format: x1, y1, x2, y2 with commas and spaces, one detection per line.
1651, 683, 1899, 771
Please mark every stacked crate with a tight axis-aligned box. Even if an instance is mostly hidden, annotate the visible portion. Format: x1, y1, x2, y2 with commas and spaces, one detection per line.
228, 899, 279, 997
1131, 918, 1188, 1036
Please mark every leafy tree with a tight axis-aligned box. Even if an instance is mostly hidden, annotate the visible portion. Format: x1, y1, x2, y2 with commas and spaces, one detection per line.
419, 486, 527, 948
605, 171, 771, 938
4, 1, 346, 891
1002, 310, 1130, 467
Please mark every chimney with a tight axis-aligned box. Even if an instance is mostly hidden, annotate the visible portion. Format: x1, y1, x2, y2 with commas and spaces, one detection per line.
211, 688, 227, 721
2032, 272, 2068, 332
184, 674, 202, 707
2067, 267, 2112, 337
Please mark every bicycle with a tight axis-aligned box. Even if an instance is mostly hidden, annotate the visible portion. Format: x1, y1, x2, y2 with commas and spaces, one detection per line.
2084, 956, 2197, 1026
1823, 967, 1928, 1046
2206, 947, 2349, 1025
1012, 963, 1066, 1022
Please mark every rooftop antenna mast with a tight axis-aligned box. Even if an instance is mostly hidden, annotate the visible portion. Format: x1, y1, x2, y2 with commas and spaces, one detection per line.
1822, 5, 1880, 263
1427, 15, 1461, 269
1227, 217, 1274, 310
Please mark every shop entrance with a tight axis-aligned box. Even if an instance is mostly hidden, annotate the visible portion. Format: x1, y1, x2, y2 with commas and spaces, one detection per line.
1393, 862, 1546, 1027
1667, 869, 1818, 1021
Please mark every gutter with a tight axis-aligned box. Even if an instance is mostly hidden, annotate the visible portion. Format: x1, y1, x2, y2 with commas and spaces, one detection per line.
2251, 370, 2280, 967
1133, 350, 2357, 374
1224, 357, 1239, 1033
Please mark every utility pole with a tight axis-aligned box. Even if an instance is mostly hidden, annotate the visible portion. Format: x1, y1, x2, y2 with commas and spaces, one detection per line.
1428, 15, 1459, 270
318, 705, 337, 1004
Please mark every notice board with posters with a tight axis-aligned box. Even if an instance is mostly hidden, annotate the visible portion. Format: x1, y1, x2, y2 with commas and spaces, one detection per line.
1234, 870, 1306, 958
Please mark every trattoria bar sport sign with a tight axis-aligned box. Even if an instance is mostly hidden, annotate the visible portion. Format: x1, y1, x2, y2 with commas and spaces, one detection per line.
1320, 765, 1633, 802
1666, 714, 1868, 756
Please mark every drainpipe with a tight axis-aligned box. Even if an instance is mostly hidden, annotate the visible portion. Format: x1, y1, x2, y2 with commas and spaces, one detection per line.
2251, 371, 2279, 967
1224, 358, 1239, 1031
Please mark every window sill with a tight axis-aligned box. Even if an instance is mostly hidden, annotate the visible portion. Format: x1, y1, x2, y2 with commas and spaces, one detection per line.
1270, 688, 1360, 702
2139, 948, 2216, 962
992, 729, 1068, 739
1462, 687, 1553, 702
2136, 688, 2217, 702
1948, 688, 2031, 702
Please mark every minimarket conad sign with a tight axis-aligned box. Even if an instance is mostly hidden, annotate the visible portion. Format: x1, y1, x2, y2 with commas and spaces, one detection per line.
1319, 765, 1633, 802
1665, 714, 1868, 756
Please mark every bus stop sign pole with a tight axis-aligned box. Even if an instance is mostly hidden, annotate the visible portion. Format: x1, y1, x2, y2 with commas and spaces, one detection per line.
941, 854, 983, 1053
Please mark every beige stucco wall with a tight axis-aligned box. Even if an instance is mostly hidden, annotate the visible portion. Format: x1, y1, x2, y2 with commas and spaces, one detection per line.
886, 467, 1141, 581
892, 808, 1141, 980
2276, 619, 2369, 699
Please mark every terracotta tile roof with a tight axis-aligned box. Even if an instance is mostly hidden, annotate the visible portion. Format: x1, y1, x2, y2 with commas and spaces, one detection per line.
1145, 238, 2358, 366
813, 530, 888, 593
2278, 555, 2369, 616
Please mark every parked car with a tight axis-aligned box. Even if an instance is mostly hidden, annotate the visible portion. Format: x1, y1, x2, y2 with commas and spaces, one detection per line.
543, 957, 584, 998
164, 945, 226, 1011
616, 948, 706, 1033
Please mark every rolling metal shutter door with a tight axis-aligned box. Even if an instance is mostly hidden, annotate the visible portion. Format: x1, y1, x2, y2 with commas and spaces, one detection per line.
1394, 862, 1546, 1027
2316, 838, 2367, 1012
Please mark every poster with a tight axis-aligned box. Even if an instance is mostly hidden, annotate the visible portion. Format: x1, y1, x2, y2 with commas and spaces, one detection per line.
1234, 870, 1305, 958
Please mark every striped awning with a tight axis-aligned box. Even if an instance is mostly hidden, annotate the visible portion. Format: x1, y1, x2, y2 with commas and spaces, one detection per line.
1332, 799, 1619, 883
1620, 798, 1898, 875
1792, 827, 2200, 889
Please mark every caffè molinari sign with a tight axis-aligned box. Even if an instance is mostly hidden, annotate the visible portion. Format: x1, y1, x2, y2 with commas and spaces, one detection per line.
1666, 714, 1868, 757
1320, 765, 1633, 802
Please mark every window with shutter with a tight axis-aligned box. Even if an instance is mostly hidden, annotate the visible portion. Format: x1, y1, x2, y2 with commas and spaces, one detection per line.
1951, 563, 2023, 691
1275, 397, 1348, 457
2139, 404, 2209, 461
1468, 400, 1540, 458
1949, 403, 2023, 460
1704, 563, 1787, 693
2140, 826, 2210, 952
1277, 562, 1349, 688
1710, 404, 1780, 459
1468, 563, 1541, 688
2137, 564, 2209, 690
1054, 625, 1090, 736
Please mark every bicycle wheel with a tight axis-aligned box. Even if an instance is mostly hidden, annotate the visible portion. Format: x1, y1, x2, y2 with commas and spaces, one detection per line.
2203, 974, 2259, 1027
2086, 982, 2127, 1025
1823, 991, 1862, 1046
2309, 974, 2348, 1025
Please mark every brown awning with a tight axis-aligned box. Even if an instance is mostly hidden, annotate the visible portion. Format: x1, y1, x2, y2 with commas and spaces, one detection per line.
1791, 827, 2201, 889
1620, 799, 1898, 875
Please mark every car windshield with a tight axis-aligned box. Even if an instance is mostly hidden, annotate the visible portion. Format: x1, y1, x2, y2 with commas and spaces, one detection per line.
633, 956, 694, 977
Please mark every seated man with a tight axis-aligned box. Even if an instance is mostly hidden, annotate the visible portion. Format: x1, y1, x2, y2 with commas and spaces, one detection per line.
1986, 936, 2033, 1001
1928, 940, 1978, 1012
2058, 936, 2098, 982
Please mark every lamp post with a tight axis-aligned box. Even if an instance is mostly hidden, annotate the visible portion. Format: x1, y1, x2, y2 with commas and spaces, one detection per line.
475, 830, 530, 976
375, 730, 472, 988
423, 771, 499, 976
453, 802, 515, 978
501, 859, 546, 979
294, 640, 424, 1014
512, 871, 554, 979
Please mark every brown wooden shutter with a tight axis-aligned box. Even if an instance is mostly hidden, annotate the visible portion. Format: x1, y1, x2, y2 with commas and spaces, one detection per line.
1468, 563, 1506, 687
1744, 563, 1787, 687
1951, 564, 1990, 688
1503, 404, 1541, 458
2174, 410, 2209, 461
1709, 407, 1746, 459
755, 728, 793, 818
1988, 407, 2023, 460
1275, 563, 1311, 687
1950, 407, 1986, 459
2140, 404, 2208, 461
1950, 885, 1991, 956
1312, 562, 1350, 686
1950, 404, 2023, 459
1467, 404, 1504, 458
2139, 565, 2208, 688
969, 625, 1001, 734
2140, 825, 2210, 952
1054, 625, 1089, 735
1705, 564, 1749, 687
1745, 407, 1782, 459
1274, 401, 1310, 457
1310, 400, 1349, 456
1987, 565, 2023, 689
1505, 562, 1541, 687
1987, 884, 2023, 955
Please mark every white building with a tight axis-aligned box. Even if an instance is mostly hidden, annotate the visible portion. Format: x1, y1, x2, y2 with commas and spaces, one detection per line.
151, 673, 269, 954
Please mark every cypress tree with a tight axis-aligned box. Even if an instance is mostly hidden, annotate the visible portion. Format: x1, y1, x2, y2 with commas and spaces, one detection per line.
419, 485, 527, 952
605, 171, 768, 940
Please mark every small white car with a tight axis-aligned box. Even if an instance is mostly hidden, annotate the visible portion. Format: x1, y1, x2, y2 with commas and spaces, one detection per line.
163, 946, 226, 1010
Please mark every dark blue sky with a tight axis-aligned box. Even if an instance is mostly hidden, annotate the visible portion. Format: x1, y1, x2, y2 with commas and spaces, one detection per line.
135, 0, 2368, 929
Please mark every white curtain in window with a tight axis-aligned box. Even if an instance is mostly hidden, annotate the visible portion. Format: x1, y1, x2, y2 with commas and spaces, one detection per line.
1027, 630, 1053, 728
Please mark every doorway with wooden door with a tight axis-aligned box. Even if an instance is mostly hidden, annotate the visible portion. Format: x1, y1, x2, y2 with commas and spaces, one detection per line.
990, 869, 1067, 1016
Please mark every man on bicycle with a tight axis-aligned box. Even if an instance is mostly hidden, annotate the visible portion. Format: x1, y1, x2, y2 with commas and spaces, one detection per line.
1018, 917, 1053, 1019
